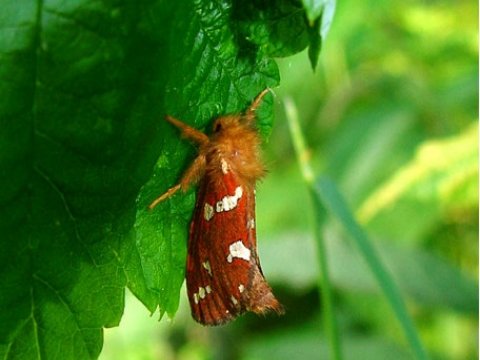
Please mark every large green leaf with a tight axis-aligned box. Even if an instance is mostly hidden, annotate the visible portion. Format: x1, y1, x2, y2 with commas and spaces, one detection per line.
1, 1, 166, 358
0, 1, 322, 358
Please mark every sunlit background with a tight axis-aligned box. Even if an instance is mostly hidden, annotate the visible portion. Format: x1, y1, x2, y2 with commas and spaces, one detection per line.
101, 0, 478, 359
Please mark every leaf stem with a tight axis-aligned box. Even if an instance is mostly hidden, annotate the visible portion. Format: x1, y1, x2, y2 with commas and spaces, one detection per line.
284, 97, 315, 184
285, 97, 343, 360
285, 96, 429, 360
315, 177, 429, 360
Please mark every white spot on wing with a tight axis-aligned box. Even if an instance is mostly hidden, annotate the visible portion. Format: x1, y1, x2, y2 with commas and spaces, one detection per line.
235, 186, 243, 198
231, 295, 238, 305
202, 261, 212, 276
227, 240, 251, 263
223, 196, 235, 211
247, 218, 255, 229
193, 285, 212, 304
238, 284, 245, 293
198, 287, 206, 299
216, 186, 243, 213
204, 203, 214, 221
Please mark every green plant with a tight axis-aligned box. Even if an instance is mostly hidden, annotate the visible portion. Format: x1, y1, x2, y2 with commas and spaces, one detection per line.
0, 1, 333, 358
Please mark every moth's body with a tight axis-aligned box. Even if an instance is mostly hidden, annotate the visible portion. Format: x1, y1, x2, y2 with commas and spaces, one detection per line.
149, 89, 283, 325
205, 115, 265, 187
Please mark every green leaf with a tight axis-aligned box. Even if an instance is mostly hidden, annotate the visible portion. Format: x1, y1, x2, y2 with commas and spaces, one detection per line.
231, 0, 336, 70
232, 0, 310, 58
0, 0, 167, 357
301, 0, 336, 69
307, 16, 323, 71
0, 0, 290, 358
302, 0, 327, 21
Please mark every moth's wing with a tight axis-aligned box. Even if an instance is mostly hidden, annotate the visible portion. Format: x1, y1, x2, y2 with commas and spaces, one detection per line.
186, 177, 236, 325
186, 172, 282, 326
236, 188, 284, 316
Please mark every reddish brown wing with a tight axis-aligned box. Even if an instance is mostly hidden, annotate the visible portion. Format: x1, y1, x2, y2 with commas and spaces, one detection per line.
186, 171, 282, 325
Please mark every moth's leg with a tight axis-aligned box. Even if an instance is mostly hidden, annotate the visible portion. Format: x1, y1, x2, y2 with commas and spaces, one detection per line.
178, 154, 206, 191
244, 88, 271, 126
165, 115, 209, 146
148, 184, 181, 209
148, 155, 206, 209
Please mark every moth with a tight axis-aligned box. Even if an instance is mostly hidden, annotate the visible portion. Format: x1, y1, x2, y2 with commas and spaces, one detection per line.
149, 89, 284, 326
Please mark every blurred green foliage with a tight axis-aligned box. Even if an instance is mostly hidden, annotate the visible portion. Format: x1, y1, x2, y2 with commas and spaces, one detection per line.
102, 0, 478, 360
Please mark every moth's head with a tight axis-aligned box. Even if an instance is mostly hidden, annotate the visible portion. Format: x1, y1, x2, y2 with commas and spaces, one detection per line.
208, 113, 263, 181
211, 115, 252, 136
211, 89, 268, 138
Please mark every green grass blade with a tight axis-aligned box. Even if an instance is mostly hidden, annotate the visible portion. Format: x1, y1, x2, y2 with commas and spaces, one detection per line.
309, 187, 343, 360
285, 97, 343, 360
285, 96, 428, 359
314, 177, 429, 360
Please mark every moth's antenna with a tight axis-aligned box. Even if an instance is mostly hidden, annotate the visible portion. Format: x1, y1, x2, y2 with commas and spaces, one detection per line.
244, 88, 272, 126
